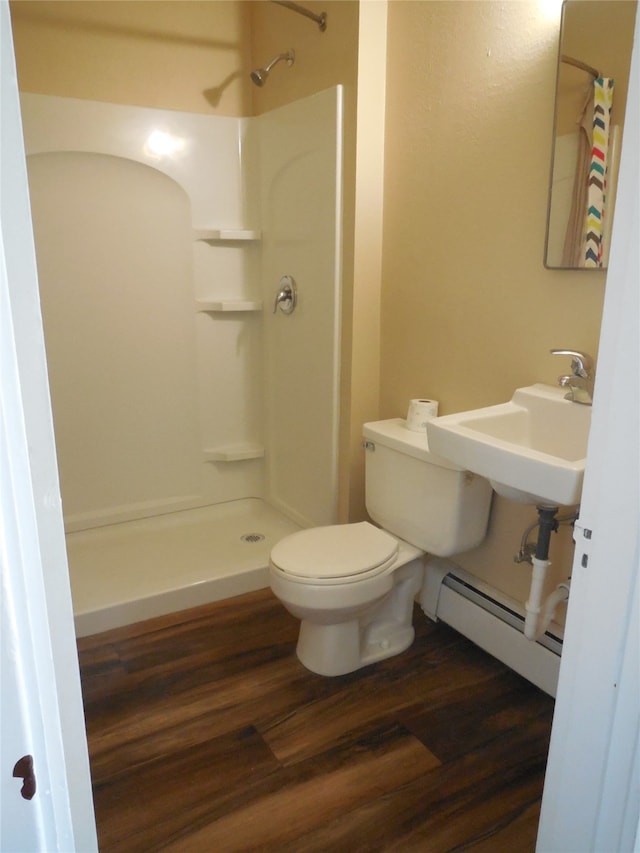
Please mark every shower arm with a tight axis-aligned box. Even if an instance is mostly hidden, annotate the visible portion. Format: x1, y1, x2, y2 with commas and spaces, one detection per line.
272, 1, 327, 32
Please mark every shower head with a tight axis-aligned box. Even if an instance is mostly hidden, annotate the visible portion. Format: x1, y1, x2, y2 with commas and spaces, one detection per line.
250, 50, 295, 87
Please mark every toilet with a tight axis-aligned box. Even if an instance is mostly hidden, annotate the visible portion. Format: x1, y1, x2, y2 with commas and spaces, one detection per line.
269, 418, 493, 676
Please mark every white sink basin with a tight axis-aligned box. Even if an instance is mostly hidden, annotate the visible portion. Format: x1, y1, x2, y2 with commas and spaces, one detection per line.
426, 384, 591, 506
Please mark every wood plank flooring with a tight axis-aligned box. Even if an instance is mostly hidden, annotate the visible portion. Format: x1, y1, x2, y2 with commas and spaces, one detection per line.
78, 588, 555, 852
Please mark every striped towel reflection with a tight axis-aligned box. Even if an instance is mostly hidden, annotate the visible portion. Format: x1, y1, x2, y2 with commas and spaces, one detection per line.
585, 77, 614, 268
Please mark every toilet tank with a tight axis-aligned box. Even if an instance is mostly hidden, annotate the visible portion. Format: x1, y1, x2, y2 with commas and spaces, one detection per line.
362, 419, 492, 557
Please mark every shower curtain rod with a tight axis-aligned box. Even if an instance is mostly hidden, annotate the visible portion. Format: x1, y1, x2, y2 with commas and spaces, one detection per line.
561, 54, 600, 79
272, 1, 327, 31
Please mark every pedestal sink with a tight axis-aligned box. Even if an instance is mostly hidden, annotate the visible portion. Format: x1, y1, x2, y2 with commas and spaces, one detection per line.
426, 384, 591, 506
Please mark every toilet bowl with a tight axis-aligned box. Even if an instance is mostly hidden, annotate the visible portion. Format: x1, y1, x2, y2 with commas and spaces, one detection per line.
270, 522, 424, 676
270, 418, 493, 676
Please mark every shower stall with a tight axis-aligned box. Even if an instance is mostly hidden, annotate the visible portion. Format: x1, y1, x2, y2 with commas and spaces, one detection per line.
21, 87, 343, 636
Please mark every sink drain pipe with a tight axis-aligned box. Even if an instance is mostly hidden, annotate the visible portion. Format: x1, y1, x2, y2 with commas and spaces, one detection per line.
523, 505, 572, 642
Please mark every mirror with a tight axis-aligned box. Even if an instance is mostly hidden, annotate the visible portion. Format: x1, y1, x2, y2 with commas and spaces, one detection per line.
545, 0, 637, 269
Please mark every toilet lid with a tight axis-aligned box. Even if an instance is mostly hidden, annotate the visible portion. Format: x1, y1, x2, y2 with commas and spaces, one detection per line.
270, 522, 399, 580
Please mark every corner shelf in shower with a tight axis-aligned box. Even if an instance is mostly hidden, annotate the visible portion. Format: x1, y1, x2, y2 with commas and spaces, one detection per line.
193, 228, 262, 242
202, 444, 265, 462
196, 299, 263, 313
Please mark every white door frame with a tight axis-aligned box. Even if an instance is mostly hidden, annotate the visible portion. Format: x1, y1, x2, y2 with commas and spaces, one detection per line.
1, 0, 638, 849
0, 2, 97, 849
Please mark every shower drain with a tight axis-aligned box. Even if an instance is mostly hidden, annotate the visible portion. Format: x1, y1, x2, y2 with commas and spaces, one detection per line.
240, 532, 266, 543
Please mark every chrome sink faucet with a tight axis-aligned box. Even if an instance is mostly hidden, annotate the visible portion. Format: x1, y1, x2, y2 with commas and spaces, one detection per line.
550, 349, 595, 405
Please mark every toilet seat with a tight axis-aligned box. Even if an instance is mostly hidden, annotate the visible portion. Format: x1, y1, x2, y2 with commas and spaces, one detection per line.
270, 521, 399, 583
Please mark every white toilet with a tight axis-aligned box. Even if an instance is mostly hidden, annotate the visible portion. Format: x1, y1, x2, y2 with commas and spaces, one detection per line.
269, 418, 493, 676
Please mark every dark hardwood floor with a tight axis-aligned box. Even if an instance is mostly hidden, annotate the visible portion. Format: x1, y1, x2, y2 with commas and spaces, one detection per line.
78, 588, 555, 852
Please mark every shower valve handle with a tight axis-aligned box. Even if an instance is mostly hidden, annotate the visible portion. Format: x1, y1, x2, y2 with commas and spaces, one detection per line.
273, 275, 297, 315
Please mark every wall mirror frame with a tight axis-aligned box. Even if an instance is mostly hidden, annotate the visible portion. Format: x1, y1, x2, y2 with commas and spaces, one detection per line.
544, 0, 637, 270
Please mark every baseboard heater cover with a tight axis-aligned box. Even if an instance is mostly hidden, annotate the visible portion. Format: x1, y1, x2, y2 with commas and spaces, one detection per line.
422, 563, 561, 697
443, 574, 563, 656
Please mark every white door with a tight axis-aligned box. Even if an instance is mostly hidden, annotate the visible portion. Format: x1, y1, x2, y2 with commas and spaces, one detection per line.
537, 8, 640, 851
0, 2, 97, 849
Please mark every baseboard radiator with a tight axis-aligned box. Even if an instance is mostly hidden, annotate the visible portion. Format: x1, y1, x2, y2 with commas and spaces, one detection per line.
420, 558, 562, 697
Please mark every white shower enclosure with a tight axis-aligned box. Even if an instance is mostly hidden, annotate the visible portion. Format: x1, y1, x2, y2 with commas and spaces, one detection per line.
20, 87, 343, 635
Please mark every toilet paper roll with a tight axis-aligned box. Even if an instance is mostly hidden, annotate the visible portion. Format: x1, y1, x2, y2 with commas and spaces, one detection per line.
406, 398, 439, 431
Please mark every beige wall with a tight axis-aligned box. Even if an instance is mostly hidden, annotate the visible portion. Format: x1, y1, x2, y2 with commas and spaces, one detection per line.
9, 0, 253, 115
381, 0, 607, 605
346, 2, 387, 521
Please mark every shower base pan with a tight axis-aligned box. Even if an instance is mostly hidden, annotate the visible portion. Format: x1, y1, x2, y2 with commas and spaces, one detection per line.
67, 498, 301, 637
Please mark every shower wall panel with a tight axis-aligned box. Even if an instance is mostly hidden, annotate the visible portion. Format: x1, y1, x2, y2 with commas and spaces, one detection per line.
21, 91, 341, 534
21, 94, 264, 530
257, 87, 343, 528
27, 152, 202, 526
